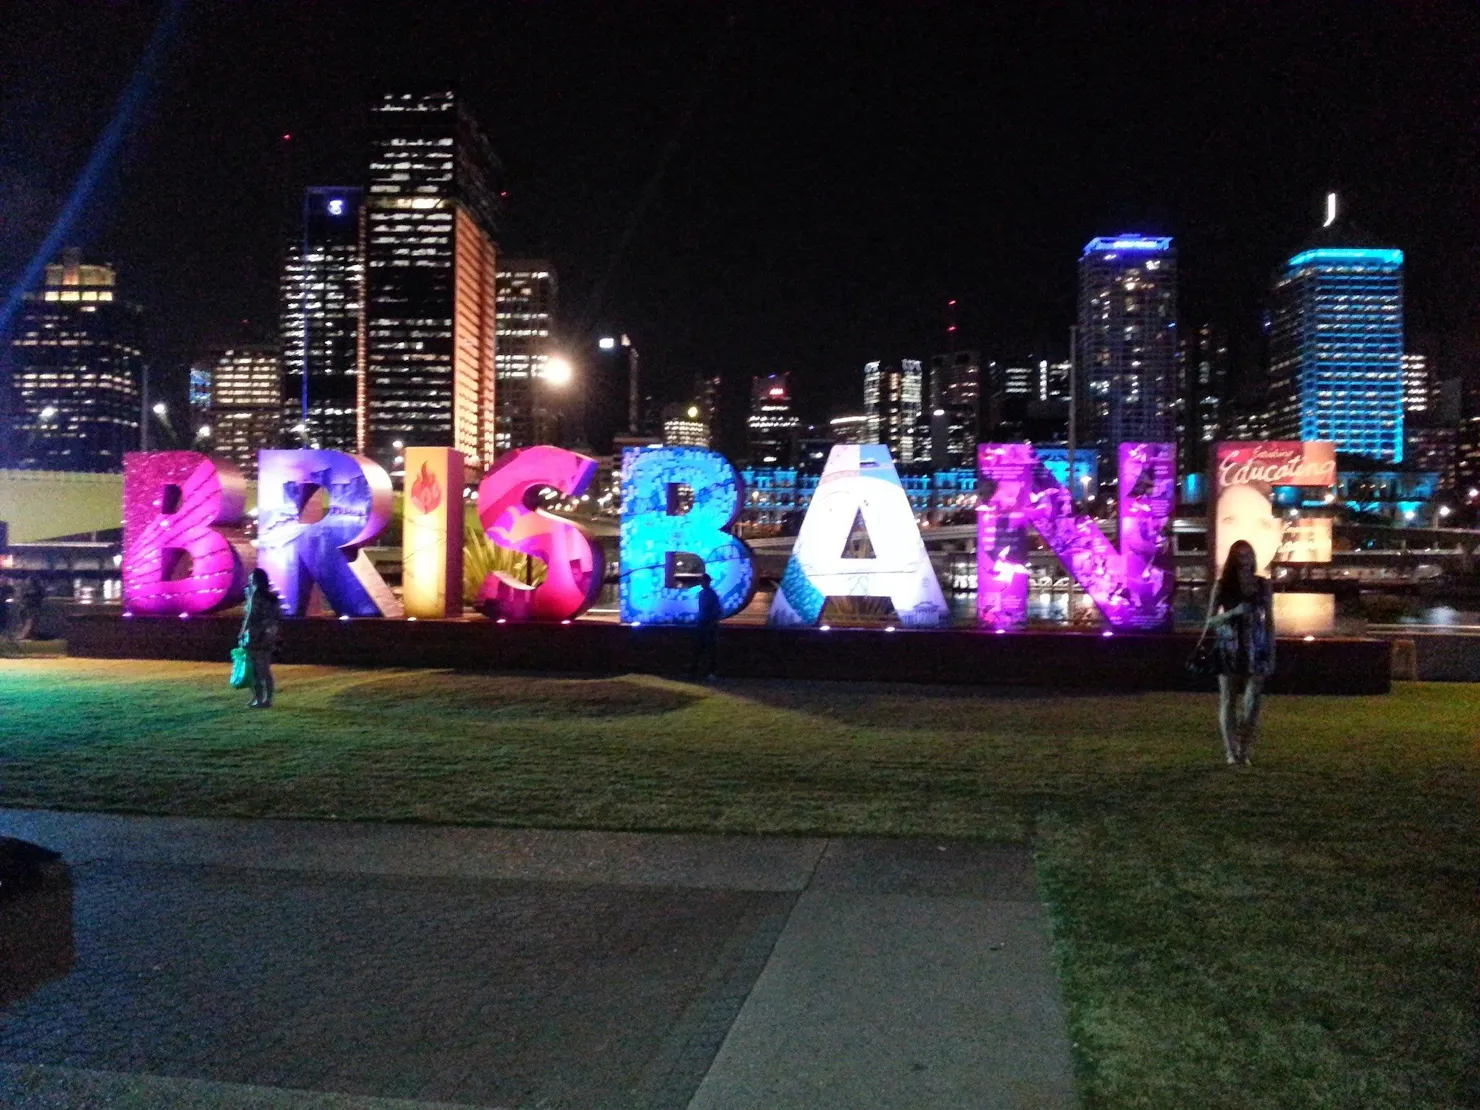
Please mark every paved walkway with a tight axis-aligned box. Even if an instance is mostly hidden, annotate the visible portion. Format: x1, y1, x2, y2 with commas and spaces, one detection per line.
0, 809, 1078, 1109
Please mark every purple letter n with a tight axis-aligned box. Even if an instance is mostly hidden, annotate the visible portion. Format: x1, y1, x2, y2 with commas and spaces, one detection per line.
977, 442, 1176, 632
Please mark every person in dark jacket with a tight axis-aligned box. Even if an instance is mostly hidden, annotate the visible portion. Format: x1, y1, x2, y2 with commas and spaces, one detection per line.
239, 569, 282, 708
691, 573, 721, 679
1205, 540, 1276, 765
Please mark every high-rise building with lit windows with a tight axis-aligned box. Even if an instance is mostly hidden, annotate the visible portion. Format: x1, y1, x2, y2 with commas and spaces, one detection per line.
1077, 235, 1178, 449
927, 350, 980, 467
2, 249, 142, 471
209, 347, 281, 478
662, 403, 710, 448
494, 261, 556, 453
747, 373, 800, 464
1183, 323, 1229, 475
1267, 208, 1404, 462
1402, 353, 1429, 416
864, 359, 924, 462
282, 187, 363, 452
363, 86, 502, 474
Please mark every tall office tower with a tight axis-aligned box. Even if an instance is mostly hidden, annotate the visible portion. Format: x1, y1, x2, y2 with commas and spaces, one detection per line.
1456, 381, 1480, 498
1077, 235, 1178, 449
2, 249, 142, 471
494, 261, 556, 453
927, 351, 980, 469
1402, 354, 1429, 417
929, 350, 981, 419
747, 373, 800, 464
863, 359, 924, 462
362, 86, 502, 473
1406, 426, 1457, 490
695, 374, 721, 446
281, 187, 364, 452
586, 334, 640, 453
210, 348, 281, 478
1267, 201, 1404, 461
1183, 324, 1230, 475
984, 357, 1071, 444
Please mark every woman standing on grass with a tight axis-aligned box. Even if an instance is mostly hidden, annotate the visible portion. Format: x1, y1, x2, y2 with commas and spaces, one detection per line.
239, 569, 282, 709
1206, 539, 1276, 765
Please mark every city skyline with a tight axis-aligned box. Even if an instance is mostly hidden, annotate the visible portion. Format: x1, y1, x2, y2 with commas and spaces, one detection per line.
2, 2, 1476, 439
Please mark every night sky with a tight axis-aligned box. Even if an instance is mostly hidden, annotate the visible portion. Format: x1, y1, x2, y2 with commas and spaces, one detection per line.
3, 1, 1478, 443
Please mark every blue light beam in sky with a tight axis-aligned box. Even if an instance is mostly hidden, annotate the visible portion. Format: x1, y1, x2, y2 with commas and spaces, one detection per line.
0, 0, 186, 343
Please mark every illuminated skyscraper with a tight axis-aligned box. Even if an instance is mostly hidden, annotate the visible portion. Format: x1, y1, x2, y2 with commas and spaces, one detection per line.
926, 349, 980, 468
864, 359, 924, 462
210, 347, 281, 478
281, 187, 363, 452
748, 373, 800, 464
662, 403, 710, 448
363, 86, 502, 474
1183, 323, 1229, 475
1402, 353, 1429, 417
3, 250, 142, 471
494, 261, 556, 453
1268, 203, 1404, 461
1077, 235, 1178, 448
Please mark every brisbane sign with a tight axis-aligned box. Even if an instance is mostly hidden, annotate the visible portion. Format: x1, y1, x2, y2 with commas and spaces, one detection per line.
122, 440, 1186, 631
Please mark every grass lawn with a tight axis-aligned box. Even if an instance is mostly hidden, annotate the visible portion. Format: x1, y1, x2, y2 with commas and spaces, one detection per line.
1, 659, 1476, 1108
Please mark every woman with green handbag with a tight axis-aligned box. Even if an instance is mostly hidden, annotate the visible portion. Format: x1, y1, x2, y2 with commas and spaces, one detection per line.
238, 569, 283, 708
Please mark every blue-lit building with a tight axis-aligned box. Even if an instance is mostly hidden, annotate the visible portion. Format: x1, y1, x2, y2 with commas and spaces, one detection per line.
1077, 235, 1178, 450
1268, 213, 1405, 462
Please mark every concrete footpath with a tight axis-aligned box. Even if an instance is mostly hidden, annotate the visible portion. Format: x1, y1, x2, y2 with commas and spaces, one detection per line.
0, 809, 1078, 1110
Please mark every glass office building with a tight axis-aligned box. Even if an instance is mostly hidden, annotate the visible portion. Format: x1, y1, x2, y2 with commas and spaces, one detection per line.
1268, 238, 1404, 462
281, 186, 364, 453
747, 373, 800, 465
210, 347, 281, 478
1077, 235, 1178, 449
863, 359, 924, 463
3, 250, 142, 472
363, 87, 502, 474
493, 261, 556, 453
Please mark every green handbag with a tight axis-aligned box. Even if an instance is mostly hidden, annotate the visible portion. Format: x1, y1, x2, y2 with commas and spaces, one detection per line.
229, 646, 255, 689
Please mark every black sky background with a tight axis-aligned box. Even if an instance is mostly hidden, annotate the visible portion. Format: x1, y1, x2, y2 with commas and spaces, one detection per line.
3, 0, 1479, 446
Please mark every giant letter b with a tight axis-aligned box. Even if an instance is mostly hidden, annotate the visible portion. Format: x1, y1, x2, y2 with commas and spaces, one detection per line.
619, 447, 754, 625
122, 451, 247, 615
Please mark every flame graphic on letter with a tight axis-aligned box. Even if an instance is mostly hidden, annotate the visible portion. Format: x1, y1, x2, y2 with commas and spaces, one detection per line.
410, 461, 442, 515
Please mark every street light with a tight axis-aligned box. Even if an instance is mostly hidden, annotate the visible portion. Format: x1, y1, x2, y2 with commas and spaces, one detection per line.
38, 405, 58, 422
152, 402, 168, 417
598, 337, 617, 351
544, 356, 573, 387
197, 425, 212, 439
